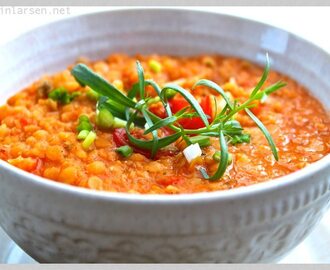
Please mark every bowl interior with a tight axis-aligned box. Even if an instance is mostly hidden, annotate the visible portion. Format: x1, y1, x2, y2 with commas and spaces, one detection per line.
0, 9, 329, 109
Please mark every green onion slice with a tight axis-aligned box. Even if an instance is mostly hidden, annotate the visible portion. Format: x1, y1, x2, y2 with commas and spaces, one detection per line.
82, 131, 96, 150
116, 145, 133, 158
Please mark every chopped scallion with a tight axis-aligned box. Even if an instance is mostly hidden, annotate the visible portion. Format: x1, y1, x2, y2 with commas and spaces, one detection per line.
77, 130, 90, 140
116, 145, 133, 158
189, 135, 211, 148
231, 133, 251, 145
48, 87, 80, 104
113, 117, 130, 129
82, 131, 96, 150
213, 151, 232, 165
96, 108, 114, 129
77, 115, 93, 132
86, 88, 100, 101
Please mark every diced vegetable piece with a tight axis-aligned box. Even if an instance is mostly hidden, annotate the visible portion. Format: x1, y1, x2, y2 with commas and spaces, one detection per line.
82, 131, 96, 150
77, 130, 90, 140
169, 95, 213, 129
116, 145, 133, 158
183, 143, 202, 163
148, 59, 162, 73
96, 108, 114, 129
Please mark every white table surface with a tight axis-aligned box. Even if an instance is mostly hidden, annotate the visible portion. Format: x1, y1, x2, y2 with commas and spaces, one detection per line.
0, 6, 329, 264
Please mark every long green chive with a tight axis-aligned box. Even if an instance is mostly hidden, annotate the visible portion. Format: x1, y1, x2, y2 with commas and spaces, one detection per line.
71, 64, 136, 108
193, 80, 233, 110
144, 115, 178, 135
116, 145, 133, 158
199, 130, 229, 181
77, 130, 90, 140
82, 131, 96, 150
142, 108, 159, 158
136, 61, 146, 99
250, 53, 270, 97
96, 108, 114, 129
245, 108, 278, 160
125, 110, 181, 151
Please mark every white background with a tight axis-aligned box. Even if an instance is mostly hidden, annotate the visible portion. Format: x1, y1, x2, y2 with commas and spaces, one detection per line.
0, 6, 329, 264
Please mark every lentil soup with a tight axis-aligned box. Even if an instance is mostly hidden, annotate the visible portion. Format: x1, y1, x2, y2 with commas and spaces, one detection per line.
0, 54, 329, 194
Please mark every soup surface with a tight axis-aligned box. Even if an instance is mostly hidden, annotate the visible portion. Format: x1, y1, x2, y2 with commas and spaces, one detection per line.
0, 54, 329, 194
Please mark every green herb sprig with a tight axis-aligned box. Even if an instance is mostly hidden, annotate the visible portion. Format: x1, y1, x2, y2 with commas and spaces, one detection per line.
71, 54, 286, 181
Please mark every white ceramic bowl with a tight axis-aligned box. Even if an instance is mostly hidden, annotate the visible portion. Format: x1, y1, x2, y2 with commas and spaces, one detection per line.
0, 9, 329, 263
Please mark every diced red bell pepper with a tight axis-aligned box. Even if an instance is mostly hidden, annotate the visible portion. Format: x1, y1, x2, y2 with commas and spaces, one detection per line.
169, 95, 213, 129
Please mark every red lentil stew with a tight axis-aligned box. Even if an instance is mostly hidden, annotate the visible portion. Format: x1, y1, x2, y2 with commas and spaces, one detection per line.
0, 54, 329, 194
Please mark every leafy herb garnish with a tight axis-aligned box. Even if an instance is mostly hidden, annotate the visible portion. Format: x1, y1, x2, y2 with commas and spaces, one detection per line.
71, 54, 286, 181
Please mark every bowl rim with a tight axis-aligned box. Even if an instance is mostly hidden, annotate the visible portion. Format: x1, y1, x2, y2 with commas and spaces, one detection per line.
0, 7, 329, 204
